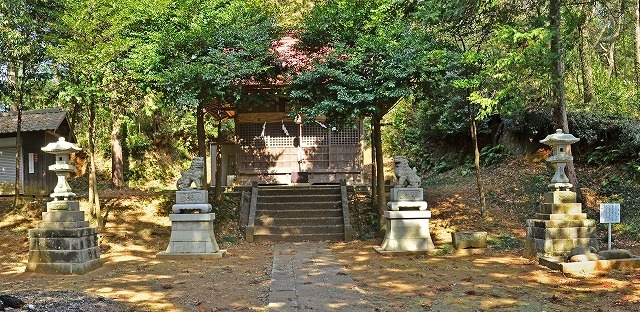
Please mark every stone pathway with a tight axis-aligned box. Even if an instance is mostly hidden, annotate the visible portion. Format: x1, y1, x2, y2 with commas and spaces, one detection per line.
268, 242, 374, 311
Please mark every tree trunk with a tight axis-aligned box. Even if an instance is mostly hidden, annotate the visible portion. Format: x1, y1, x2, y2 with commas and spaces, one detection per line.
370, 123, 377, 204
88, 100, 103, 231
111, 116, 124, 188
372, 115, 386, 233
468, 102, 487, 218
606, 0, 624, 79
214, 119, 222, 201
13, 87, 23, 208
7, 62, 18, 111
196, 98, 207, 188
635, 0, 640, 89
550, 0, 582, 201
579, 4, 595, 105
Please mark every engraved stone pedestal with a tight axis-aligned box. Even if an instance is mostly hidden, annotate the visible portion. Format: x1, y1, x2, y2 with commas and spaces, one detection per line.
375, 187, 435, 254
524, 190, 597, 258
157, 190, 225, 259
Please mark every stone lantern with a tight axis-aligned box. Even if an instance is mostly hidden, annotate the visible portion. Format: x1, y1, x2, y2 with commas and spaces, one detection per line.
524, 129, 596, 260
539, 129, 580, 190
41, 137, 81, 201
27, 137, 102, 274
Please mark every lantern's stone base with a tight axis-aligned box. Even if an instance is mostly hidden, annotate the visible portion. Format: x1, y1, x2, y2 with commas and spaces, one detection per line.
524, 191, 597, 258
378, 210, 435, 252
27, 200, 103, 275
157, 213, 224, 259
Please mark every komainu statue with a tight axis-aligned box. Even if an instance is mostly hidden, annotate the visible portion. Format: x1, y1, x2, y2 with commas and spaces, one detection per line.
393, 156, 421, 187
176, 157, 205, 190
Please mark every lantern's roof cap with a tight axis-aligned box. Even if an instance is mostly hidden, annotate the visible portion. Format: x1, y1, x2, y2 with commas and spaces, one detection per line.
41, 137, 82, 153
540, 129, 580, 145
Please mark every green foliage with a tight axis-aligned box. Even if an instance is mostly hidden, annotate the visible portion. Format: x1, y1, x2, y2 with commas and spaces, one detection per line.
480, 145, 507, 167
616, 217, 640, 241
488, 233, 522, 251
289, 0, 446, 125
152, 0, 280, 109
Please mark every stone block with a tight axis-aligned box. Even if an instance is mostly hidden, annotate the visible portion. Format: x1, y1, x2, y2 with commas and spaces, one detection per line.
29, 236, 96, 250
25, 258, 104, 275
27, 246, 100, 264
387, 201, 428, 211
176, 190, 209, 204
42, 211, 85, 222
526, 219, 596, 229
535, 213, 587, 221
384, 225, 432, 239
598, 249, 635, 260
387, 218, 431, 228
543, 191, 576, 204
169, 213, 215, 222
452, 232, 487, 249
28, 227, 97, 238
380, 210, 434, 252
525, 226, 595, 240
46, 201, 80, 211
171, 221, 213, 231
36, 221, 90, 229
166, 241, 220, 253
390, 187, 423, 201
540, 203, 583, 215
380, 238, 435, 251
384, 210, 431, 219
168, 230, 215, 242
172, 203, 212, 213
529, 237, 597, 256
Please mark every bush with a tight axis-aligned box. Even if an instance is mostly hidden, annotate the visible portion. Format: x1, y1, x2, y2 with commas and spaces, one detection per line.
488, 233, 522, 251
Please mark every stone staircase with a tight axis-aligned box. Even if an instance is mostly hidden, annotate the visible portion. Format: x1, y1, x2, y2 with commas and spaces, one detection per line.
246, 185, 353, 242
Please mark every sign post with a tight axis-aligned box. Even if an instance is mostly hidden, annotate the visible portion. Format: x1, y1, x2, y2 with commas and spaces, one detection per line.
599, 203, 621, 250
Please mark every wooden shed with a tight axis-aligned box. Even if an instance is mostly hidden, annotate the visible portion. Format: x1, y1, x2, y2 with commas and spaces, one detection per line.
0, 108, 75, 195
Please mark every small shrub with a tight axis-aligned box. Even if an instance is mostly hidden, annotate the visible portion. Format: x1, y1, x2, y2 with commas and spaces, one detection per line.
488, 233, 522, 251
480, 144, 508, 167
616, 217, 640, 241
437, 243, 454, 255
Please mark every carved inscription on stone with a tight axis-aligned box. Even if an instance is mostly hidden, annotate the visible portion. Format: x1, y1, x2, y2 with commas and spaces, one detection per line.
176, 190, 208, 204
396, 189, 422, 201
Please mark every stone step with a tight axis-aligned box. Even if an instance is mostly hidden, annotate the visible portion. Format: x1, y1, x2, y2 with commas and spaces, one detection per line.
254, 225, 344, 235
257, 202, 341, 210
526, 226, 596, 240
258, 187, 340, 196
535, 213, 588, 221
253, 233, 344, 242
257, 194, 342, 203
255, 216, 343, 226
256, 209, 343, 218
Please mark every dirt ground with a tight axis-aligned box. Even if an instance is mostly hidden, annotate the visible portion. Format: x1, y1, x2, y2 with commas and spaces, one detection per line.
2, 199, 639, 312
1, 154, 640, 311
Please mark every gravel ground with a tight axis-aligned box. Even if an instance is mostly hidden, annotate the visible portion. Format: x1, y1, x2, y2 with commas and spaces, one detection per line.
2, 290, 130, 312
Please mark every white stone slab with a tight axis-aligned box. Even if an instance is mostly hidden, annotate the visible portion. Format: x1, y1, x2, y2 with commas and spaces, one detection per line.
172, 203, 212, 213
169, 213, 215, 222
390, 187, 423, 201
384, 210, 431, 219
388, 201, 428, 211
176, 190, 209, 204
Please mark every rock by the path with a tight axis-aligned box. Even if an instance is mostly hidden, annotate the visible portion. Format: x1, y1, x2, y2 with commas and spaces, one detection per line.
0, 295, 25, 309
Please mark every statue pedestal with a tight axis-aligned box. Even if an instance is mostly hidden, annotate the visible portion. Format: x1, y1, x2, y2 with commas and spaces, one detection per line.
524, 191, 597, 258
27, 200, 103, 274
157, 213, 226, 259
173, 190, 212, 213
375, 210, 435, 254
